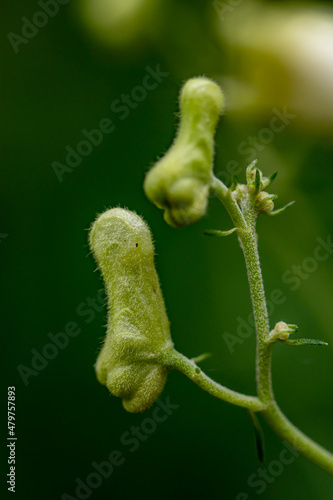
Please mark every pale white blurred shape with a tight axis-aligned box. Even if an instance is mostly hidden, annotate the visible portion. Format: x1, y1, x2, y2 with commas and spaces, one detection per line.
289, 14, 333, 125
216, 1, 333, 131
79, 0, 158, 48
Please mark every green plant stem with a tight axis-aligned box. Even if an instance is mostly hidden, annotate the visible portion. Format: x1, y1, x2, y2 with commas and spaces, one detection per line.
260, 345, 333, 474
211, 176, 333, 474
210, 177, 246, 229
159, 349, 265, 412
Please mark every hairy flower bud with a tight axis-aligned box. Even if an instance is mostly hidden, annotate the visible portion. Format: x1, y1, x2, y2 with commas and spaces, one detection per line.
89, 208, 173, 413
144, 77, 224, 227
268, 321, 298, 342
255, 191, 276, 214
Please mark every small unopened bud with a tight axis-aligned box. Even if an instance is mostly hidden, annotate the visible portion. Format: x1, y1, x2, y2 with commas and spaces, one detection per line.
144, 77, 224, 227
255, 192, 277, 214
246, 161, 263, 194
268, 321, 298, 342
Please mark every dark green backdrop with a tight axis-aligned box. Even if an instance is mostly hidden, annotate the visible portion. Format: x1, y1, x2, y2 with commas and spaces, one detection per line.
2, 1, 333, 499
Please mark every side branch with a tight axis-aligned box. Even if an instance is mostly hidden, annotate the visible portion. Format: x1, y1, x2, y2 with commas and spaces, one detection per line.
160, 349, 265, 412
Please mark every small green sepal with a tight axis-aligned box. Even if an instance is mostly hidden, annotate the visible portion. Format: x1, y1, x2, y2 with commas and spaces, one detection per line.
246, 161, 264, 195
230, 175, 239, 191
280, 338, 328, 347
262, 171, 278, 189
204, 228, 237, 237
254, 168, 261, 193
268, 201, 295, 216
246, 160, 258, 185
191, 352, 212, 364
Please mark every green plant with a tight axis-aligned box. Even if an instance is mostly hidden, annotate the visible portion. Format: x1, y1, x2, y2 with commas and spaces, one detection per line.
89, 77, 333, 474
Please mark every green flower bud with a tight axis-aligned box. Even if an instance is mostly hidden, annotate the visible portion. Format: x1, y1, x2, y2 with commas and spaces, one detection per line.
144, 77, 224, 227
246, 161, 263, 195
268, 321, 298, 342
89, 208, 173, 413
255, 192, 277, 214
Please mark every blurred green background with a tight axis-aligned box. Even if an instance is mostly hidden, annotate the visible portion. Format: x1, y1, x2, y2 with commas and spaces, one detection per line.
2, 0, 333, 498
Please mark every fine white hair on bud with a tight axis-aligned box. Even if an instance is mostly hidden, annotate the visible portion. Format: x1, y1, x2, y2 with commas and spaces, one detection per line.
144, 77, 224, 227
89, 208, 173, 413
267, 321, 298, 342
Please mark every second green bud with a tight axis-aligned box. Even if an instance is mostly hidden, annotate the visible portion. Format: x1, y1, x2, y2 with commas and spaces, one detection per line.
144, 77, 224, 227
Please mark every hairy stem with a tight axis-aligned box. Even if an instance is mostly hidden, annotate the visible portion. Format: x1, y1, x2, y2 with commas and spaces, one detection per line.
160, 349, 265, 412
260, 343, 333, 474
239, 223, 272, 401
211, 177, 333, 474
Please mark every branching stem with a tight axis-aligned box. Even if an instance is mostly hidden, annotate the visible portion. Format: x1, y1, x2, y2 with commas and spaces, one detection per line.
210, 176, 333, 474
160, 349, 265, 412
